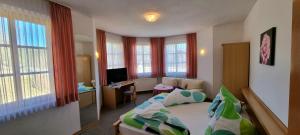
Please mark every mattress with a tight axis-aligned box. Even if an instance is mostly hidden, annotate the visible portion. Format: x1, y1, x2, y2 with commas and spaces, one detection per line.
119, 102, 211, 135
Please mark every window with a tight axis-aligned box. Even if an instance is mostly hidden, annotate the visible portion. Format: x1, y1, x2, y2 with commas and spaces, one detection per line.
0, 12, 55, 122
0, 17, 15, 104
136, 38, 151, 77
165, 36, 187, 77
106, 33, 124, 69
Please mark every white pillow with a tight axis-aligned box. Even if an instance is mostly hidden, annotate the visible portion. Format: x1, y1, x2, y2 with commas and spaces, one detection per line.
163, 88, 207, 107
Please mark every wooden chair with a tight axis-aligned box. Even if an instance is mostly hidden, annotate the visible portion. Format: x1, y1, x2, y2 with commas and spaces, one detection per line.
123, 85, 136, 104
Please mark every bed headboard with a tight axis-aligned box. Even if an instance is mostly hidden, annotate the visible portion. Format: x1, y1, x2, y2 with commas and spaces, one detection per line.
242, 88, 288, 135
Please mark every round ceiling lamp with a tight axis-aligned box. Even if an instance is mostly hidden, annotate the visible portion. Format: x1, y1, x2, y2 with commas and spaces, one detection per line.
143, 11, 160, 23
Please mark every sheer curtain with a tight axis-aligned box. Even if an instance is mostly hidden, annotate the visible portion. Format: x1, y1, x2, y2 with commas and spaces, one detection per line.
0, 3, 55, 122
165, 35, 187, 77
106, 32, 125, 69
136, 38, 151, 77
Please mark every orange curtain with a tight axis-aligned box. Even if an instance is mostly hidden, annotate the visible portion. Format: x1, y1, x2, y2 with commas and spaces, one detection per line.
96, 30, 108, 86
123, 37, 137, 79
50, 2, 78, 106
186, 33, 197, 78
150, 37, 165, 77
160, 38, 165, 77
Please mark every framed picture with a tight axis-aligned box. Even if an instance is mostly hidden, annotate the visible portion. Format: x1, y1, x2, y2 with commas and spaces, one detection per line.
260, 27, 276, 66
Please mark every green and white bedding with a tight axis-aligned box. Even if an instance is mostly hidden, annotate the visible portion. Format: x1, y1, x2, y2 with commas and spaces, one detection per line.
120, 86, 255, 135
121, 91, 207, 135
205, 99, 255, 135
207, 85, 241, 117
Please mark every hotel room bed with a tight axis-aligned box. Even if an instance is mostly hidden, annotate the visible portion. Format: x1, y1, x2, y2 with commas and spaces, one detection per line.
119, 102, 211, 135
114, 88, 287, 135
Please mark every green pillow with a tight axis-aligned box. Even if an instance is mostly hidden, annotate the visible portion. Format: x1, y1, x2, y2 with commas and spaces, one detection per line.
208, 85, 241, 117
205, 99, 255, 135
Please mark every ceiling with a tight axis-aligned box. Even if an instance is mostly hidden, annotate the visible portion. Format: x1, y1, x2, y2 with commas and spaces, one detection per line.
53, 0, 256, 37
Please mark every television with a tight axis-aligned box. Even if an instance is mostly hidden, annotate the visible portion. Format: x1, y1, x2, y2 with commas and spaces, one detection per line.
106, 68, 128, 84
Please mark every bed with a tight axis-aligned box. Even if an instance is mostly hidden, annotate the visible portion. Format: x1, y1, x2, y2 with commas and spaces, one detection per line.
119, 102, 211, 135
113, 88, 288, 135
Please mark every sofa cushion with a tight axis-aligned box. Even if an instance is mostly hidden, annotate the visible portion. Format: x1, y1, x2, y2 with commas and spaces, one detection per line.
162, 77, 178, 87
178, 79, 187, 89
182, 79, 203, 90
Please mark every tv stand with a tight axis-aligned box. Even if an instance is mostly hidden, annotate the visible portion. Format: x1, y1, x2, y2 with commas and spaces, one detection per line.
103, 80, 135, 109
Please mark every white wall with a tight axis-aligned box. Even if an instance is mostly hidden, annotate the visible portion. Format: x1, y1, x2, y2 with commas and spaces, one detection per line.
0, 0, 49, 15
196, 28, 214, 99
0, 102, 81, 135
243, 0, 292, 126
212, 21, 244, 96
72, 10, 93, 39
135, 78, 158, 92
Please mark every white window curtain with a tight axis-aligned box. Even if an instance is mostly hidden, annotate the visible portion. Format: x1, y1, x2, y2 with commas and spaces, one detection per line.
136, 38, 151, 77
165, 35, 187, 77
0, 4, 55, 122
106, 33, 125, 69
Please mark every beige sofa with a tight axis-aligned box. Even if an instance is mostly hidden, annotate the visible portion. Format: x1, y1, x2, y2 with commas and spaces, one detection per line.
158, 77, 204, 91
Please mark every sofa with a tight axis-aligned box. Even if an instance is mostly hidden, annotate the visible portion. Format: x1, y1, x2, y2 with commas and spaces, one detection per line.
157, 77, 204, 91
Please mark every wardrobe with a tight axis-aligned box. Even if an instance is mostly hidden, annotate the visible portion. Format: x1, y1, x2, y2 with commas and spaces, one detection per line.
222, 42, 250, 100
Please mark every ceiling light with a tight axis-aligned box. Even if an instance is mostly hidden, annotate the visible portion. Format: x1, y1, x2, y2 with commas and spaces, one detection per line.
144, 11, 160, 23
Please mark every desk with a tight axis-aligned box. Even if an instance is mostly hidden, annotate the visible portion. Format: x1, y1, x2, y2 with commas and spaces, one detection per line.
102, 81, 135, 109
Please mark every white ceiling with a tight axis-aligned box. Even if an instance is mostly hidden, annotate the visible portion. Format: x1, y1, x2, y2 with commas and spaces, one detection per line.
53, 0, 256, 37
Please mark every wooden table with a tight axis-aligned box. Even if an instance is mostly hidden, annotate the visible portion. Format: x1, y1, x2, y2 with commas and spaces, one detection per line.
103, 80, 135, 109
153, 85, 174, 96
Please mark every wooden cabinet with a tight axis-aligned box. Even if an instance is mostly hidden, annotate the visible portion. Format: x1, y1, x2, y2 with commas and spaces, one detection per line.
76, 55, 92, 85
223, 42, 250, 100
79, 90, 96, 108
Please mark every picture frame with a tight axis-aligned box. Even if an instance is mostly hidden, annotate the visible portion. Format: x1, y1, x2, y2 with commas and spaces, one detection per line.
260, 27, 276, 66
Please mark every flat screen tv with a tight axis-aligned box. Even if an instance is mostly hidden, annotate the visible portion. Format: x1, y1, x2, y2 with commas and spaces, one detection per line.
106, 68, 128, 84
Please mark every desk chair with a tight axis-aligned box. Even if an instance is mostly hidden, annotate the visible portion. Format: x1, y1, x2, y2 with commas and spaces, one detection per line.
123, 86, 136, 104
